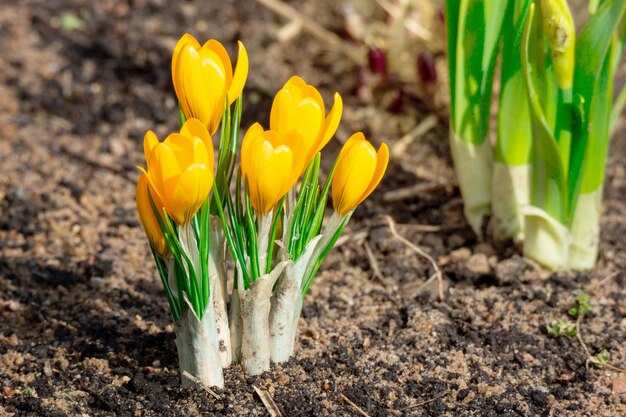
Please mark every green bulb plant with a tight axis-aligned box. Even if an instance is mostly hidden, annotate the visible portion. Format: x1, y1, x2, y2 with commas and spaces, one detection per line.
445, 0, 626, 270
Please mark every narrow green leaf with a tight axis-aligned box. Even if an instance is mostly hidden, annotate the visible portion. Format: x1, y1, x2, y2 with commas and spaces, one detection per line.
568, 0, 626, 221
495, 0, 533, 165
522, 3, 567, 221
579, 46, 613, 194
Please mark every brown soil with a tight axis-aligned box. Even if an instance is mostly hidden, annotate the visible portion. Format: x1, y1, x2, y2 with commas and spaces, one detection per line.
0, 0, 625, 416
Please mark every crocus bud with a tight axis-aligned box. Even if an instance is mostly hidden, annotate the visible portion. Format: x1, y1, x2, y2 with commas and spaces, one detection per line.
270, 76, 343, 168
332, 133, 389, 215
368, 47, 387, 75
136, 174, 167, 258
172, 34, 249, 135
241, 123, 305, 214
417, 50, 437, 85
540, 0, 575, 90
140, 118, 215, 225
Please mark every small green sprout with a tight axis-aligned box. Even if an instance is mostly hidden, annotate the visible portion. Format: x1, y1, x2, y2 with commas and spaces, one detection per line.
594, 349, 610, 365
546, 321, 577, 337
568, 294, 591, 317
60, 14, 83, 31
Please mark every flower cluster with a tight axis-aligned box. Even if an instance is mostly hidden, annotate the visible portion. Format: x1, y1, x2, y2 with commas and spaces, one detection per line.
135, 34, 388, 388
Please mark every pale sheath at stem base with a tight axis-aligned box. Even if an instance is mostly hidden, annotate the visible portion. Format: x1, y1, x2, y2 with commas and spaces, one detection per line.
175, 299, 224, 389
229, 287, 242, 363
270, 236, 322, 363
569, 190, 601, 270
449, 132, 492, 239
209, 216, 231, 367
239, 262, 288, 376
523, 189, 601, 271
489, 162, 530, 243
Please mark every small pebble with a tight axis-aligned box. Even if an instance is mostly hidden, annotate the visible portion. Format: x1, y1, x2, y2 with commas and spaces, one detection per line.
450, 248, 471, 263
467, 253, 491, 275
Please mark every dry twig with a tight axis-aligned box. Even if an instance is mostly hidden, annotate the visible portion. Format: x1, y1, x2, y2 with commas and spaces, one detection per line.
363, 241, 385, 282
339, 393, 370, 417
181, 371, 221, 400
400, 223, 466, 232
384, 215, 444, 301
390, 114, 438, 159
382, 182, 441, 202
253, 385, 283, 417
400, 389, 449, 411
335, 228, 369, 248
254, 0, 365, 66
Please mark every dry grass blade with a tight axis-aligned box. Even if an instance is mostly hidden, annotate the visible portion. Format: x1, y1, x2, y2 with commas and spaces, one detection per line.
585, 271, 620, 295
181, 371, 221, 400
339, 393, 370, 417
390, 114, 438, 159
384, 215, 444, 301
399, 389, 449, 411
253, 385, 283, 417
335, 228, 369, 248
382, 182, 441, 202
400, 223, 466, 232
363, 241, 384, 282
254, 0, 365, 66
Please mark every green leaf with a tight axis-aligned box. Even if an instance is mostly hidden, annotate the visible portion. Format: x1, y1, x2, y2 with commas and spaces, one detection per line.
521, 4, 567, 221
495, 0, 533, 165
447, 0, 507, 145
445, 0, 461, 125
579, 46, 613, 195
568, 0, 626, 220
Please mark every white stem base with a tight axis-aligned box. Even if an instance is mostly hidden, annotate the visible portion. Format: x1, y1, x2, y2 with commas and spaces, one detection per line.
270, 236, 322, 363
239, 262, 288, 376
449, 132, 492, 239
523, 206, 570, 271
229, 288, 242, 363
569, 190, 601, 270
269, 278, 303, 363
523, 191, 601, 271
209, 217, 231, 367
490, 162, 529, 243
175, 303, 224, 389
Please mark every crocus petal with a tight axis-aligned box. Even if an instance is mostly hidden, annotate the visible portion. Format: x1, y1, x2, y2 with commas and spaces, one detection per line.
143, 130, 160, 166
136, 174, 167, 257
148, 142, 182, 206
172, 34, 201, 112
164, 164, 211, 224
227, 41, 248, 104
241, 122, 265, 159
202, 39, 233, 87
180, 117, 213, 155
332, 140, 377, 214
241, 128, 297, 213
355, 143, 389, 207
316, 92, 343, 154
331, 133, 387, 214
270, 85, 323, 161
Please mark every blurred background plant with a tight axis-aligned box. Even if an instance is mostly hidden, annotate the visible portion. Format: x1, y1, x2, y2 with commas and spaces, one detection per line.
342, 0, 448, 113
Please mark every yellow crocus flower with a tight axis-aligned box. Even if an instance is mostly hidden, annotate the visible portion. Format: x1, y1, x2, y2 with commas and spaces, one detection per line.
270, 76, 342, 166
141, 118, 215, 225
332, 133, 389, 215
136, 173, 167, 258
172, 34, 249, 136
241, 123, 304, 214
